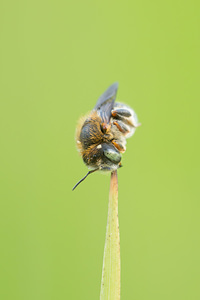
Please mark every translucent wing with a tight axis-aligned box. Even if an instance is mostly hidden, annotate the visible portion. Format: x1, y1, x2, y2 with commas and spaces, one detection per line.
94, 82, 119, 123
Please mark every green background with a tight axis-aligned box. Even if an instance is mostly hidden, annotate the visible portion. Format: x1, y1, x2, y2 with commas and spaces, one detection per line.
1, 0, 200, 299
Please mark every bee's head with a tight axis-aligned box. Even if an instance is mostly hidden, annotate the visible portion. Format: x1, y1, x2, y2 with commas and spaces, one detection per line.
72, 142, 121, 191
99, 143, 122, 171
82, 142, 121, 172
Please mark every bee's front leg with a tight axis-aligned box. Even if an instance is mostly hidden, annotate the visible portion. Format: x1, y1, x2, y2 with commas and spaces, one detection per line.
111, 139, 126, 153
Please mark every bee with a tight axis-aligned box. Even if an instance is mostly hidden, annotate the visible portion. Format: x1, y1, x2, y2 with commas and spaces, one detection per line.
72, 82, 140, 190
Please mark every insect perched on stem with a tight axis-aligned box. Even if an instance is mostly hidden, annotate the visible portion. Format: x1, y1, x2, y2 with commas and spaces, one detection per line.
72, 83, 140, 190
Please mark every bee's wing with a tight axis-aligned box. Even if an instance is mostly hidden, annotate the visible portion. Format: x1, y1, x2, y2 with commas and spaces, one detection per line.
94, 82, 119, 123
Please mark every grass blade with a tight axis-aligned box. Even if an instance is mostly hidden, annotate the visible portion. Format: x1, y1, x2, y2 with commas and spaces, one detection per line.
100, 170, 120, 300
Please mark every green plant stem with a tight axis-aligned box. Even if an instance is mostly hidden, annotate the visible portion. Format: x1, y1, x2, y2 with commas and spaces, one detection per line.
100, 170, 120, 300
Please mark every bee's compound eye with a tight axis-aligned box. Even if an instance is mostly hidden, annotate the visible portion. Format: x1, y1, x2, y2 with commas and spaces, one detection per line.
103, 146, 121, 164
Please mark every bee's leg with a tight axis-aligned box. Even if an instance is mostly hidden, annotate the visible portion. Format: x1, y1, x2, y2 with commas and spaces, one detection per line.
111, 108, 132, 118
113, 120, 130, 134
112, 140, 126, 153
112, 107, 141, 128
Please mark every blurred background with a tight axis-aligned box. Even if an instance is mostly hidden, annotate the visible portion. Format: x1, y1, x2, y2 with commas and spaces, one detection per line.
0, 0, 200, 299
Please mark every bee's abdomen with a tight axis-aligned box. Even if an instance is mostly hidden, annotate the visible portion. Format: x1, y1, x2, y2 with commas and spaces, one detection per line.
80, 116, 103, 150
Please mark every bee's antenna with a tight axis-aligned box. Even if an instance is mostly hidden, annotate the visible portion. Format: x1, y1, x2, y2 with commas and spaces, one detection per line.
72, 169, 98, 191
